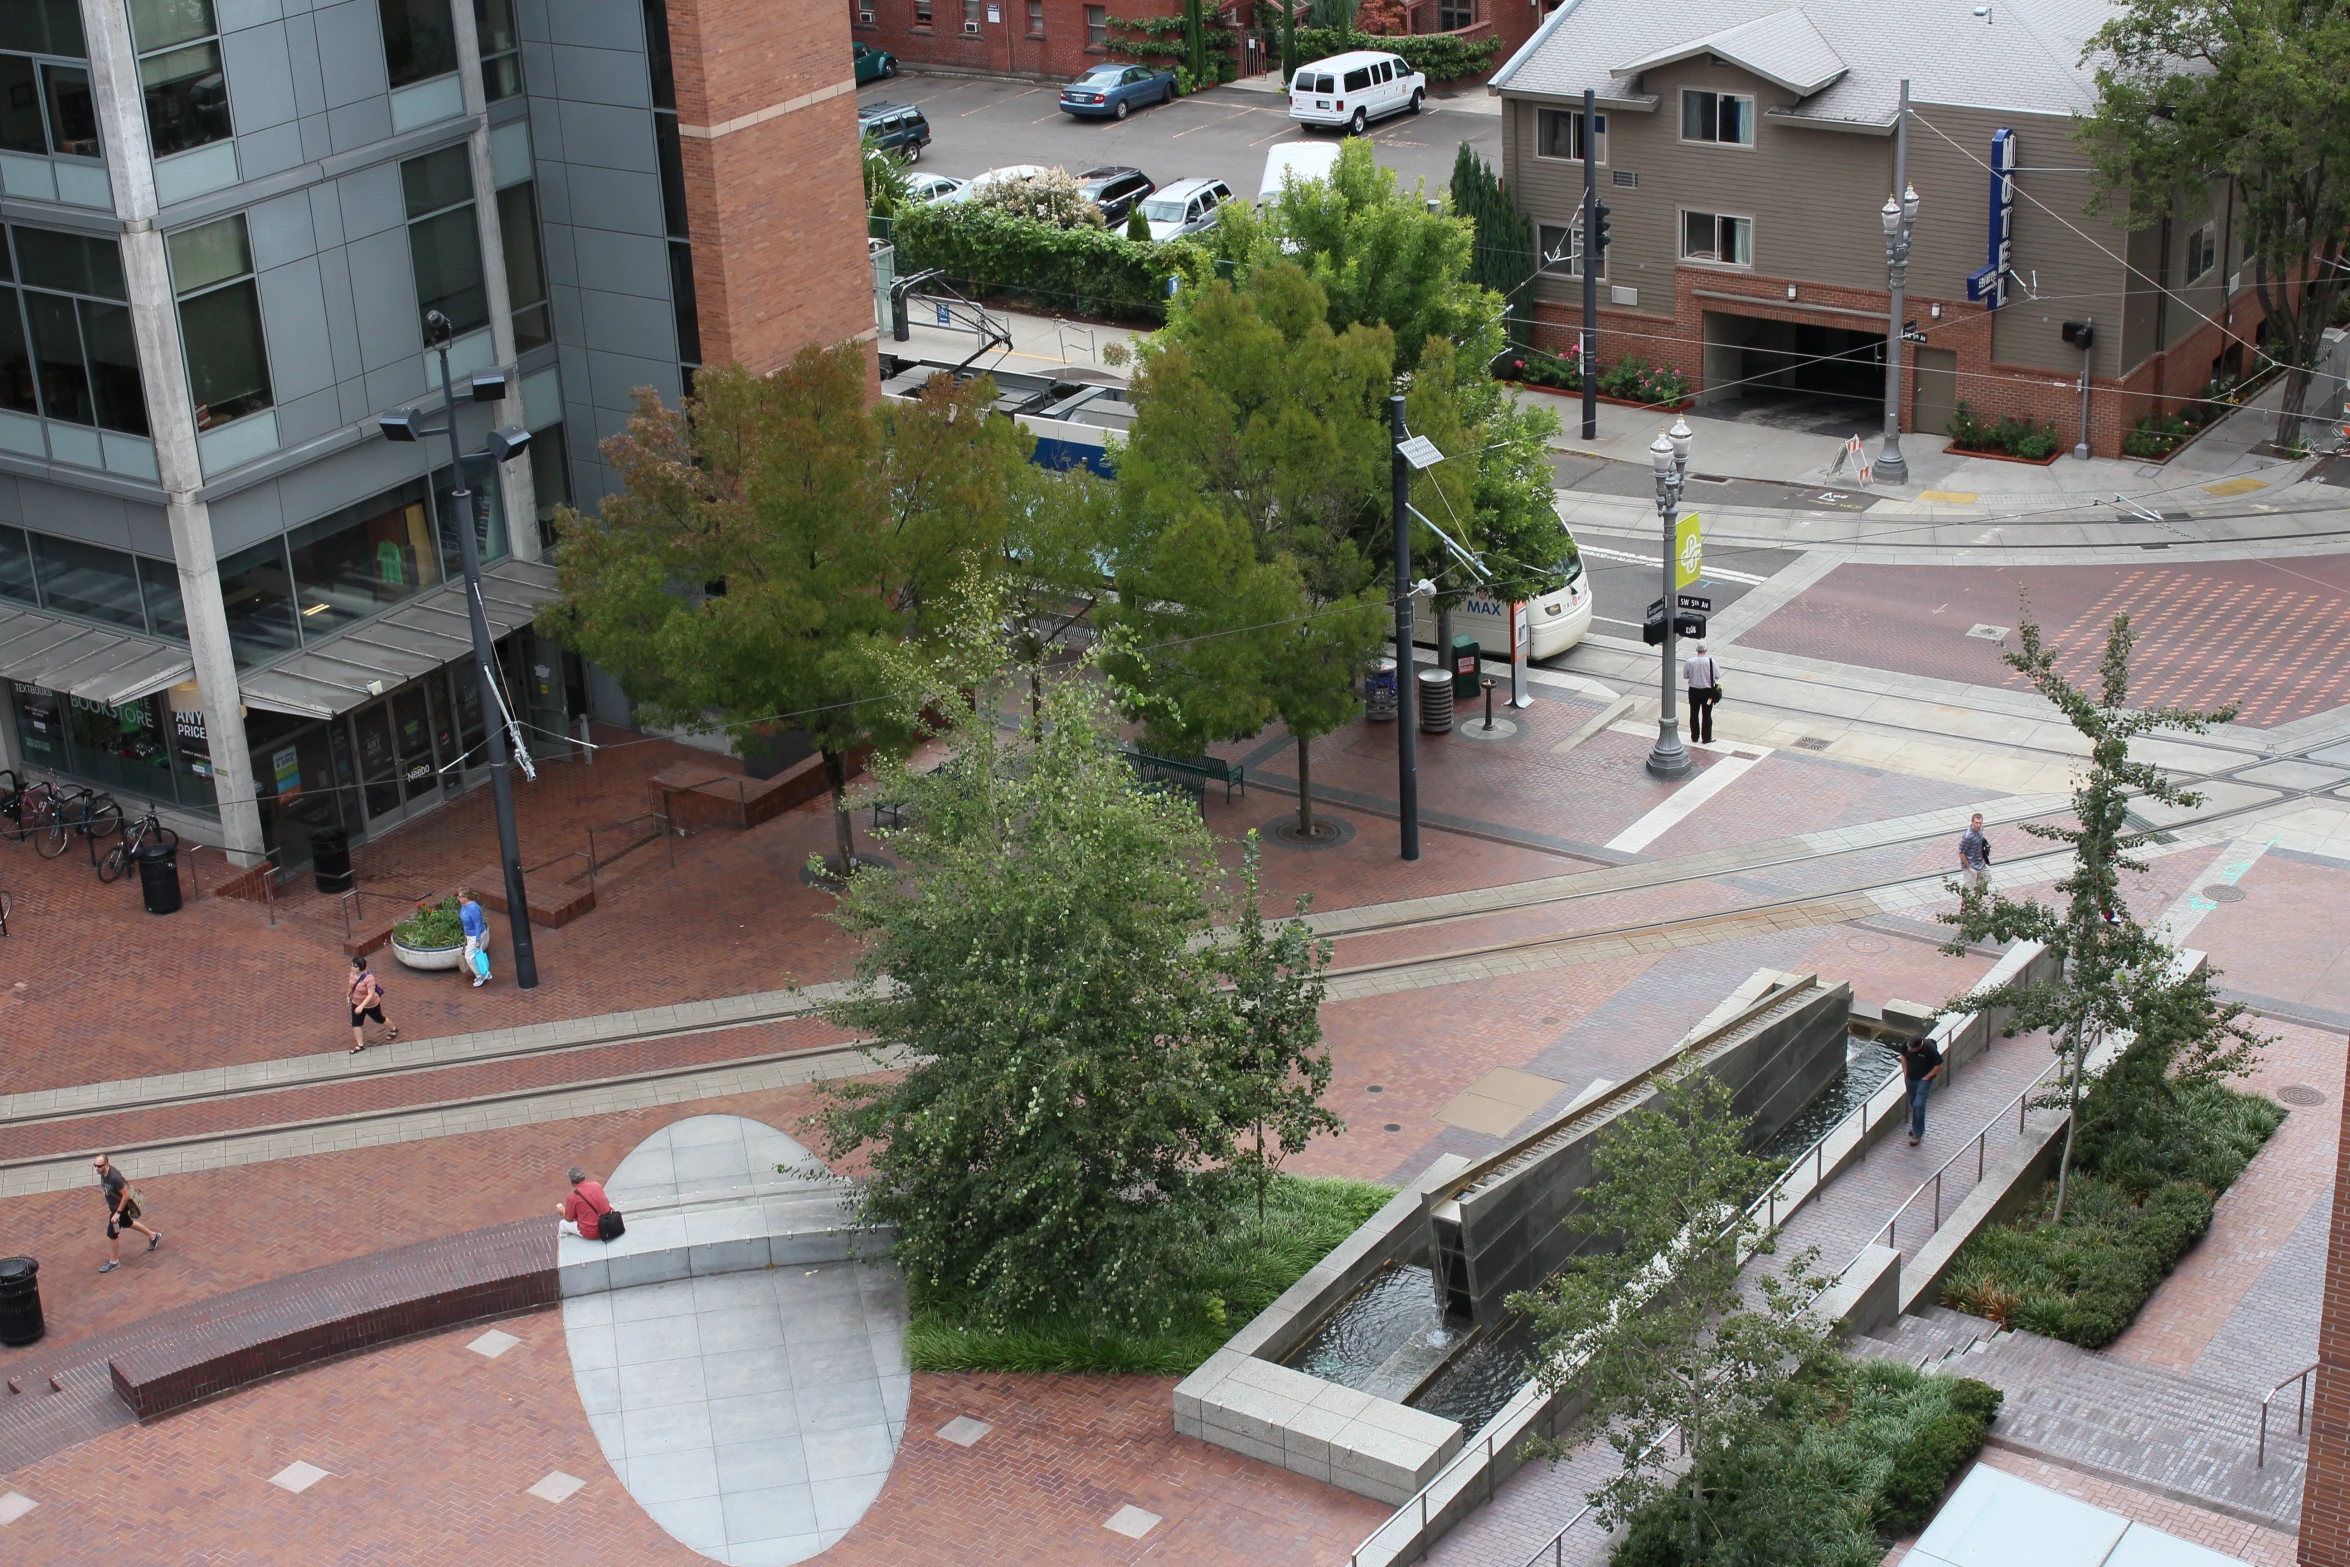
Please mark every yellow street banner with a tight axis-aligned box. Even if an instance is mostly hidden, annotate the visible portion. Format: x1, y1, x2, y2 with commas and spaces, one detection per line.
1674, 513, 1703, 590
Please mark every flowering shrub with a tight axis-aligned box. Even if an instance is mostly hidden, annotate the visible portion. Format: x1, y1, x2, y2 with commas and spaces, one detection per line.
972, 167, 1106, 230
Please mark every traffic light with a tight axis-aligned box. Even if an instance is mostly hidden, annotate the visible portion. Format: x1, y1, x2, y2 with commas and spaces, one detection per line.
1589, 200, 1612, 259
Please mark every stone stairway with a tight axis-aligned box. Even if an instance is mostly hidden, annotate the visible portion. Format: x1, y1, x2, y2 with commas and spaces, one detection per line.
1850, 1304, 2006, 1370
1852, 1312, 2307, 1532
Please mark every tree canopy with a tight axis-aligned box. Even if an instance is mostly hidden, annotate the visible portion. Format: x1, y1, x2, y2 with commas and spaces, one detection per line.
1939, 609, 2259, 1217
816, 580, 1342, 1330
2079, 0, 2350, 444
536, 345, 1027, 868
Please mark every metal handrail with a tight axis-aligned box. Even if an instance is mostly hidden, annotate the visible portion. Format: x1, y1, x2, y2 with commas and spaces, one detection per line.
1512, 1428, 1682, 1567
585, 811, 675, 880
2259, 1362, 2320, 1467
1838, 1053, 2068, 1278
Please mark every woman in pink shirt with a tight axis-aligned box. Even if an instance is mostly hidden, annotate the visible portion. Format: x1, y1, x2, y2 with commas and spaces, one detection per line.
558, 1167, 619, 1239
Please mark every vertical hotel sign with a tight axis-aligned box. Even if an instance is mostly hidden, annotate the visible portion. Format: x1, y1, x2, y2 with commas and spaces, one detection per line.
1966, 128, 2018, 309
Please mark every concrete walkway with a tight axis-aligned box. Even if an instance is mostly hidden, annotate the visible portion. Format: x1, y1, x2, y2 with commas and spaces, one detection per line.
564, 1115, 909, 1565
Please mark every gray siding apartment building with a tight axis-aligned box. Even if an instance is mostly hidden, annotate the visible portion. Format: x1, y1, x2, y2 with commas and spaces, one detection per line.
0, 0, 707, 871
1490, 0, 2266, 460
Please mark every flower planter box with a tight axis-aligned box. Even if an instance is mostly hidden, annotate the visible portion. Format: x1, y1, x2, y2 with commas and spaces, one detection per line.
1503, 378, 1697, 413
1942, 442, 2062, 467
390, 936, 464, 971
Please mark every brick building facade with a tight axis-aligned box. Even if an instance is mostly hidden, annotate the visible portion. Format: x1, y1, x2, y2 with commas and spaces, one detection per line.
2301, 1094, 2350, 1564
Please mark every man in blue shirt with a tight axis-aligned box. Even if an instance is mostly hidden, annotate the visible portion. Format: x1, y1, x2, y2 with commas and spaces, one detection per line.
458, 887, 491, 988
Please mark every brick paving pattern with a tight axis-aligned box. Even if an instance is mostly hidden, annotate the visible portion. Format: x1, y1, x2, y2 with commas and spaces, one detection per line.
1737, 558, 2350, 727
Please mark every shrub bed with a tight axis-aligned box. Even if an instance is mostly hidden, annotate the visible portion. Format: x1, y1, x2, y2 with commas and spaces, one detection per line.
1612, 1354, 2001, 1566
1502, 348, 1691, 407
1940, 1081, 2284, 1348
890, 201, 1215, 325
2123, 374, 2250, 459
1946, 399, 2063, 461
906, 1174, 1392, 1375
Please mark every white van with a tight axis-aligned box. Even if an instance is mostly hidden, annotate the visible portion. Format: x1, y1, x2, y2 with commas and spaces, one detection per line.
1288, 51, 1425, 135
1259, 140, 1341, 202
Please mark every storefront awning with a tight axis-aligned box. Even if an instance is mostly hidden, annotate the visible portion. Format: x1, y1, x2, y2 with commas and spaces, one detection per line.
237, 558, 560, 719
0, 601, 194, 707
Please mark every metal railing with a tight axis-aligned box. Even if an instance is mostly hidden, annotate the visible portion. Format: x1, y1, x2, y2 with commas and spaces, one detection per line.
585, 811, 675, 879
2259, 1362, 2319, 1467
1849, 1054, 2066, 1269
1512, 1429, 1681, 1567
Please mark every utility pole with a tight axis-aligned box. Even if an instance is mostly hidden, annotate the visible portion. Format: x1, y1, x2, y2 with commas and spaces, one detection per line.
1581, 87, 1599, 442
1391, 394, 1419, 860
1877, 78, 1918, 484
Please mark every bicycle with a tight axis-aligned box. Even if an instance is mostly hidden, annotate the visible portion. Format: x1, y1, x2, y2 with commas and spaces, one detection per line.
99, 810, 177, 884
0, 885, 10, 935
0, 771, 52, 844
38, 786, 118, 861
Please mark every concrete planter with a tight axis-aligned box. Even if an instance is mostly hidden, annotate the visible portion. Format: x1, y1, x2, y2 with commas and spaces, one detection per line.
1942, 441, 2062, 466
390, 937, 464, 971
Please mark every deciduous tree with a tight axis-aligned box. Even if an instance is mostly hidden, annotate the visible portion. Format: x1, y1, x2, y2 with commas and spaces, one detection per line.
1511, 1059, 1828, 1554
1939, 610, 2254, 1218
538, 345, 1023, 871
2079, 0, 2350, 446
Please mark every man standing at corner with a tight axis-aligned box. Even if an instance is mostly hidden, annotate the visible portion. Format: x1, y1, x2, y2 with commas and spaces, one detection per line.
1958, 813, 1992, 892
1684, 642, 1721, 746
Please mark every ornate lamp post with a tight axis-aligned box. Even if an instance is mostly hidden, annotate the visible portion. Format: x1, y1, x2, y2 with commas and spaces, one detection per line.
1646, 419, 1693, 780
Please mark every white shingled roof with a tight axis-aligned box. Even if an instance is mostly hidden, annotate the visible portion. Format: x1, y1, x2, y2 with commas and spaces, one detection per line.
1494, 0, 2119, 125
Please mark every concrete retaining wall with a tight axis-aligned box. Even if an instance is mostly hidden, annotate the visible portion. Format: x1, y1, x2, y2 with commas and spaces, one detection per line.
1440, 974, 1852, 1326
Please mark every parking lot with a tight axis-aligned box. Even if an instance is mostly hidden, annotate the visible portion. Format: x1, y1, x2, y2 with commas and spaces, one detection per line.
859, 70, 1500, 210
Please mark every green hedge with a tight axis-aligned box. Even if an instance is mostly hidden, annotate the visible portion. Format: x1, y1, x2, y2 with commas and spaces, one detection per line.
1946, 398, 2062, 461
1612, 1355, 2000, 1566
1940, 1081, 2283, 1348
889, 201, 1214, 325
1289, 25, 1502, 82
906, 1174, 1394, 1374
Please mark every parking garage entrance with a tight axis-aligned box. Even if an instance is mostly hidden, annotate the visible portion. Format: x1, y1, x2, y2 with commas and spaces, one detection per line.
1699, 311, 1887, 436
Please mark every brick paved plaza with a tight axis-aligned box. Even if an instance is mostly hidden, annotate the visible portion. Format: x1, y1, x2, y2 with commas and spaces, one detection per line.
4, 582, 2348, 1566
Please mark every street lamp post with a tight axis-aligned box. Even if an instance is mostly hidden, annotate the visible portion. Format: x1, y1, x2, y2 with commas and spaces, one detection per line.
1646, 420, 1693, 780
380, 309, 542, 989
1877, 78, 1919, 485
1390, 393, 1420, 862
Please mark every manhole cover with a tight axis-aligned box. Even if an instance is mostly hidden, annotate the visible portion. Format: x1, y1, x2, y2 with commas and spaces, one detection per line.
1262, 815, 1355, 849
1366, 1084, 1384, 1094
1966, 624, 2011, 641
1383, 1123, 1402, 1133
2202, 884, 2247, 903
1847, 935, 1889, 954
2278, 1085, 2327, 1107
1793, 736, 1833, 752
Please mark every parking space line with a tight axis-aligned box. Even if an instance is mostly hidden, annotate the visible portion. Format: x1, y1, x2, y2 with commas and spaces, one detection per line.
1252, 126, 1309, 146
1171, 106, 1258, 138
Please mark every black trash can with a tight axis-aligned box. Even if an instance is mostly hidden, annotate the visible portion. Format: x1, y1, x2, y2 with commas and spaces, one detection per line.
138, 840, 182, 916
1417, 666, 1454, 733
0, 1256, 42, 1348
311, 826, 353, 895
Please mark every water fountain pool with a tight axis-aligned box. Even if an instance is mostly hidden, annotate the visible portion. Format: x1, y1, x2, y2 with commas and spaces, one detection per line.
1281, 1036, 1904, 1437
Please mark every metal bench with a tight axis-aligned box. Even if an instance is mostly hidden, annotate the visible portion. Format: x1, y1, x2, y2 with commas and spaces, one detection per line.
1121, 747, 1244, 804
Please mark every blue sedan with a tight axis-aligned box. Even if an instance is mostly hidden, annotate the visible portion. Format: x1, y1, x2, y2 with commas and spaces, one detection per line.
1059, 63, 1175, 120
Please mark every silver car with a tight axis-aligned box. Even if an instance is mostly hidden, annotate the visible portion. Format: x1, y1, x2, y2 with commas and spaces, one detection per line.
1139, 177, 1233, 242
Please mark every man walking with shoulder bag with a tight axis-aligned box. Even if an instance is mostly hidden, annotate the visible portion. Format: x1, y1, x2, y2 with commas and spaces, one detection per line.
94, 1153, 161, 1274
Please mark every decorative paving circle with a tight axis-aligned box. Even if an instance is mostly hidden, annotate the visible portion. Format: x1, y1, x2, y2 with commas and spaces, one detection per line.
1452, 717, 1521, 742
2202, 884, 2247, 903
2278, 1084, 2327, 1107
1847, 935, 1890, 954
1261, 815, 1356, 849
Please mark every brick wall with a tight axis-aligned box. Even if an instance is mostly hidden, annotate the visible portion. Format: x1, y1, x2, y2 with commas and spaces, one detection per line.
664, 0, 878, 375
856, 0, 1190, 82
1528, 267, 2271, 459
2300, 1088, 2350, 1564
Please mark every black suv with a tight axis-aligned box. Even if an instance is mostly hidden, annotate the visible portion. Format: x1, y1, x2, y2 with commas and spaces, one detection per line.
857, 100, 930, 163
1075, 165, 1155, 225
